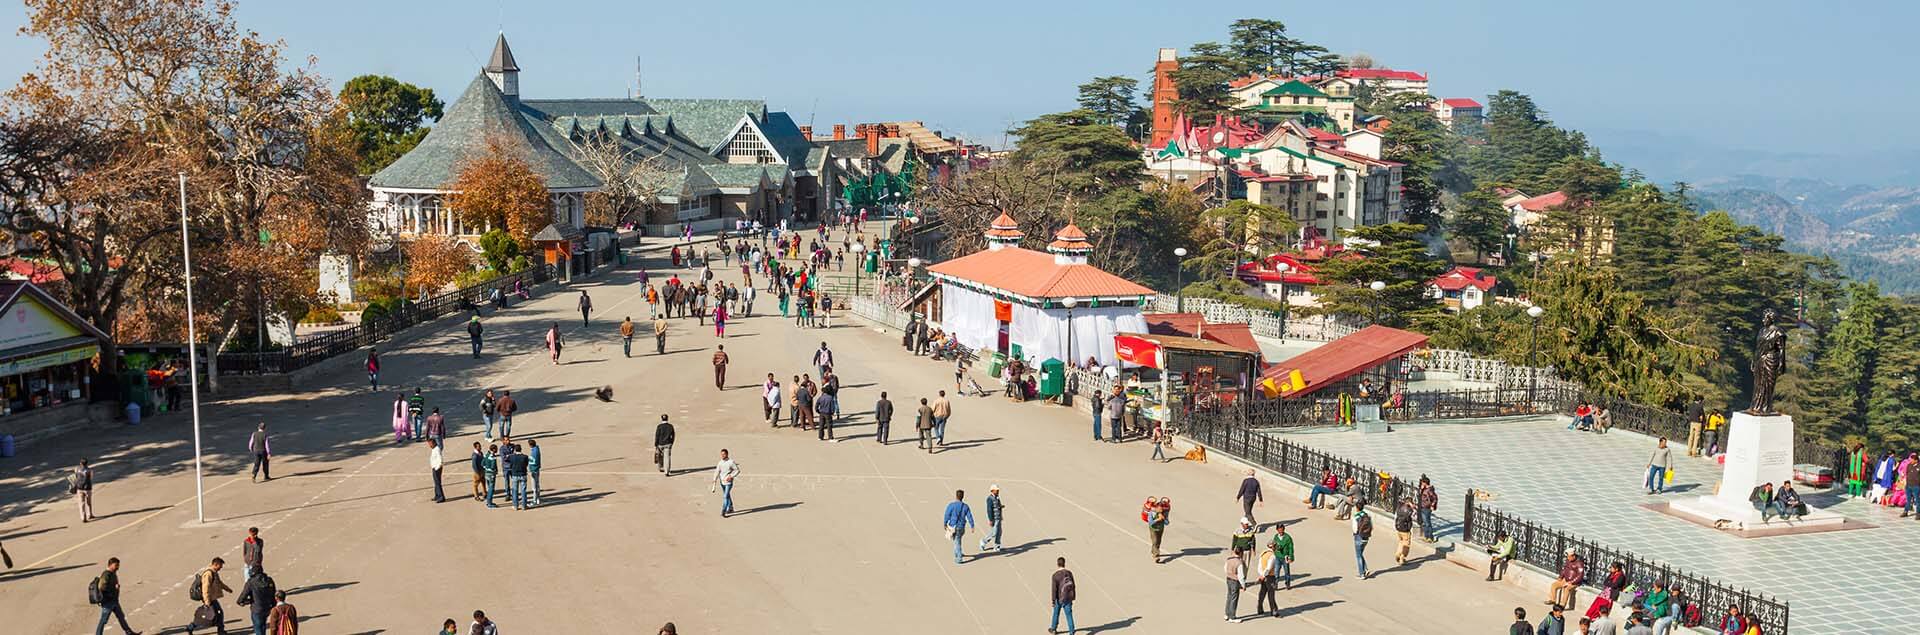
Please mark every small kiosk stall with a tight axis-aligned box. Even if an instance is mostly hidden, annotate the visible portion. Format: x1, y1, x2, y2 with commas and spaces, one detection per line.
0, 281, 114, 445
1113, 332, 1262, 428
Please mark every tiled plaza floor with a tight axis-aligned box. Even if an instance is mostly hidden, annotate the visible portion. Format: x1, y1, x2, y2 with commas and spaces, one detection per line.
1267, 417, 1920, 634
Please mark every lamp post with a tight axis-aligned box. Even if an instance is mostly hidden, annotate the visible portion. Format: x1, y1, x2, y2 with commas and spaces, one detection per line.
1527, 305, 1546, 405
1062, 297, 1079, 406
1368, 280, 1387, 325
179, 173, 206, 523
1173, 247, 1188, 312
850, 242, 867, 298
1062, 297, 1079, 365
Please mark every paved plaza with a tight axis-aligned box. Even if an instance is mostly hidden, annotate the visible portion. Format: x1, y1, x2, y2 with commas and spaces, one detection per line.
1, 242, 1544, 634
1270, 418, 1920, 634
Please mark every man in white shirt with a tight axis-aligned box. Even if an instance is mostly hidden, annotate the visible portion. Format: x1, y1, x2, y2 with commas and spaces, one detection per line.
714, 449, 740, 517
762, 375, 782, 426
428, 439, 445, 503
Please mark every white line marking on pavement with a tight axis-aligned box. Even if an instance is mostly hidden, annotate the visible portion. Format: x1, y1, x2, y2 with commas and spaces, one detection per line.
1020, 480, 1338, 633
857, 443, 990, 634
10, 477, 246, 573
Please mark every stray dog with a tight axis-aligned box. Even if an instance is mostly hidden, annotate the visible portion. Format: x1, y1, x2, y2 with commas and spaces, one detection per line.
594, 385, 614, 402
1183, 445, 1208, 463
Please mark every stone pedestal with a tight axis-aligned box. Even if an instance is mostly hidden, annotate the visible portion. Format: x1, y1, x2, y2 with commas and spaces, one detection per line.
1669, 411, 1844, 530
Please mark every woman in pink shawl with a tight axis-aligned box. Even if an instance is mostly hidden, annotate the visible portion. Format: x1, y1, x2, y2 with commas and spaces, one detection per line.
546, 322, 563, 365
1889, 453, 1916, 509
713, 303, 728, 338
391, 393, 409, 444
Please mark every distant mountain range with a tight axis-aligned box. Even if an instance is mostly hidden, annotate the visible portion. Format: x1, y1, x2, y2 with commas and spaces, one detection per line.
1689, 175, 1920, 294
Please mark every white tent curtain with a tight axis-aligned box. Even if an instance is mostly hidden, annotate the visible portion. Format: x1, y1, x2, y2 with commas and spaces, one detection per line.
939, 283, 1000, 352
941, 282, 1148, 365
1009, 302, 1147, 367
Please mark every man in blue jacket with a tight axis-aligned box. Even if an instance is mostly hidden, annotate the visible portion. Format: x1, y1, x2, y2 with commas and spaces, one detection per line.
943, 489, 975, 564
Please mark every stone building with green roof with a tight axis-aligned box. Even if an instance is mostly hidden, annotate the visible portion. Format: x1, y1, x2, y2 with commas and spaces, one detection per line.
367, 34, 829, 246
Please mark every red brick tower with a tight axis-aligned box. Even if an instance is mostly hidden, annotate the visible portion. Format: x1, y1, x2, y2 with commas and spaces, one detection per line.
1148, 48, 1181, 147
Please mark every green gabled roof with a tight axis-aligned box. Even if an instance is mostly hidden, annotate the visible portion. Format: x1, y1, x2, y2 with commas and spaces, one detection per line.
644, 99, 766, 149
700, 163, 776, 189
757, 111, 813, 169
369, 74, 600, 191
803, 143, 832, 173
1261, 80, 1328, 98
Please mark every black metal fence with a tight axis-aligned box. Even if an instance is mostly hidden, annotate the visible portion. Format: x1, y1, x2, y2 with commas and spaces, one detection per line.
1462, 493, 1790, 633
214, 264, 555, 375
1581, 393, 1843, 487
1183, 415, 1418, 518
1175, 384, 1580, 429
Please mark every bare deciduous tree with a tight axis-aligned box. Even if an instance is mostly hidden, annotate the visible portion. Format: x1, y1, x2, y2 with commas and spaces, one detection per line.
567, 133, 683, 228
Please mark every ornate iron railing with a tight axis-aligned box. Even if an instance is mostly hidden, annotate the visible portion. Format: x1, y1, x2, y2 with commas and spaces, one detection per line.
214, 265, 555, 375
1462, 493, 1790, 633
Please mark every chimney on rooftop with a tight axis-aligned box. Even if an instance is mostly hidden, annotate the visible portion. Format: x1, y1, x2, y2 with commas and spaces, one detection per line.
865, 126, 880, 156
799, 125, 812, 139
833, 124, 847, 140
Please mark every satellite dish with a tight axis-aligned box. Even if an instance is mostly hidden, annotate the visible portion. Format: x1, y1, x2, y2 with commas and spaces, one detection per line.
1211, 131, 1227, 144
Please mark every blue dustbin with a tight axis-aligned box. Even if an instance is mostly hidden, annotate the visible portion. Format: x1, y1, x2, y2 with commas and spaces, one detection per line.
1, 434, 14, 458
125, 402, 141, 425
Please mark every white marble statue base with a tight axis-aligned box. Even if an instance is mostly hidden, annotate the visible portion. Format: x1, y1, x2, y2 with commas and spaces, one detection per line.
1666, 411, 1844, 531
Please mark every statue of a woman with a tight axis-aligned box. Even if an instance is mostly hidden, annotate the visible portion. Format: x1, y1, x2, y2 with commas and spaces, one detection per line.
1749, 308, 1790, 415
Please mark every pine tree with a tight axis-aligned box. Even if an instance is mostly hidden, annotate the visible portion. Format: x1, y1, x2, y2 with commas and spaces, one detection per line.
1797, 283, 1885, 443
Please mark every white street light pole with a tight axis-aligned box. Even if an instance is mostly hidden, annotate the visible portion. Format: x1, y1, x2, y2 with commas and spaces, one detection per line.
179, 173, 205, 523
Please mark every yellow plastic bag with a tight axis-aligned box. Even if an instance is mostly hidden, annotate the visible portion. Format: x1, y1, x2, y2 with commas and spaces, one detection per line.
1666, 468, 1675, 484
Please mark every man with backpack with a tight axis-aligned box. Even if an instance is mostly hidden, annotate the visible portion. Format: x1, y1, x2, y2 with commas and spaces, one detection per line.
237, 565, 277, 635
185, 557, 233, 635
1049, 557, 1076, 634
90, 557, 141, 635
1351, 507, 1374, 579
71, 459, 95, 523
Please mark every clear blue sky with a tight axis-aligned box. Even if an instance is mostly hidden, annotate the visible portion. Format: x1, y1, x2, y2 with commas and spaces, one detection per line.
2, 1, 1912, 182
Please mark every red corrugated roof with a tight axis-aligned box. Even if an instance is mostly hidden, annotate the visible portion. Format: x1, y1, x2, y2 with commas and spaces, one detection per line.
1237, 253, 1322, 285
1143, 313, 1262, 356
928, 246, 1155, 300
1440, 98, 1482, 109
1431, 266, 1497, 291
1337, 68, 1428, 82
1258, 325, 1428, 398
1513, 191, 1569, 212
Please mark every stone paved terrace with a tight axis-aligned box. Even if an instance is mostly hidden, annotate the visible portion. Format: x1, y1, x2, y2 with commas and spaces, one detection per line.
1266, 417, 1920, 634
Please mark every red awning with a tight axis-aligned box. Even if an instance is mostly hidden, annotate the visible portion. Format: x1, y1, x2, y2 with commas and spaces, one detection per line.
1257, 325, 1428, 398
1114, 334, 1162, 368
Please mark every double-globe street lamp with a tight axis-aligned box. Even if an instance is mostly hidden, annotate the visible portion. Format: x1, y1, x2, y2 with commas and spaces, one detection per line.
1527, 305, 1546, 404
1173, 247, 1188, 312
1368, 280, 1387, 325
1062, 297, 1080, 406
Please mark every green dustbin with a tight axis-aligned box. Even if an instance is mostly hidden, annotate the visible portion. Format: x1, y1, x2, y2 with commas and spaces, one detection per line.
987, 352, 1008, 378
1038, 358, 1066, 397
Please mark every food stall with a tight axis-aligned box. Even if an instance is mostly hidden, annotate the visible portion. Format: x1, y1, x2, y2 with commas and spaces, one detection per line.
1113, 332, 1262, 425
